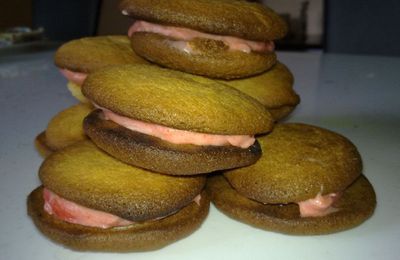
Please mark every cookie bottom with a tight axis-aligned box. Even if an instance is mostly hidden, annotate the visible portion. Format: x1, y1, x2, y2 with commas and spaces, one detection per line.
207, 174, 376, 235
28, 187, 210, 252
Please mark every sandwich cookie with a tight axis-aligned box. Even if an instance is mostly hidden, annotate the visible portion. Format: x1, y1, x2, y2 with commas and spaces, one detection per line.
218, 62, 300, 120
120, 0, 287, 79
207, 123, 376, 235
54, 36, 148, 102
82, 64, 273, 175
34, 103, 93, 157
28, 141, 209, 251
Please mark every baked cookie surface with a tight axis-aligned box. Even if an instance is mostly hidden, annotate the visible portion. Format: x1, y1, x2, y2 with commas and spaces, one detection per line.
39, 141, 206, 221
44, 103, 93, 151
54, 35, 148, 73
224, 123, 362, 204
219, 62, 300, 120
82, 64, 273, 135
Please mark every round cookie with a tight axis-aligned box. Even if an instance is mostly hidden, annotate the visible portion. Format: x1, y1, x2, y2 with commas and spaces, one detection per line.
219, 62, 300, 120
28, 187, 209, 251
55, 35, 148, 73
39, 141, 206, 221
224, 123, 362, 204
130, 33, 277, 79
54, 36, 148, 102
120, 0, 287, 79
207, 123, 376, 234
44, 103, 93, 151
84, 109, 262, 175
207, 174, 376, 235
82, 64, 273, 135
119, 0, 287, 41
82, 64, 272, 174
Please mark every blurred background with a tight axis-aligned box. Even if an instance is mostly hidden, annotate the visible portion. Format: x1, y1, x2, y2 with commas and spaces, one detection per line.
1, 0, 399, 56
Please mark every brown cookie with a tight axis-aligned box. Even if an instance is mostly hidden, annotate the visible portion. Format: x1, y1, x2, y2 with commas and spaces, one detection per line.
84, 109, 262, 175
224, 123, 362, 204
120, 0, 287, 78
54, 35, 148, 73
130, 32, 277, 79
82, 64, 273, 135
119, 0, 287, 41
39, 141, 206, 221
44, 103, 93, 151
207, 174, 376, 235
28, 187, 209, 251
219, 62, 300, 120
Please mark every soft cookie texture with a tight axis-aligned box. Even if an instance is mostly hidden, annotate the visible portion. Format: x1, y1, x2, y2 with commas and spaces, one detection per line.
54, 35, 148, 73
84, 109, 262, 175
224, 123, 363, 204
82, 64, 273, 135
120, 0, 287, 78
219, 62, 300, 120
207, 174, 376, 235
39, 141, 206, 221
28, 187, 210, 251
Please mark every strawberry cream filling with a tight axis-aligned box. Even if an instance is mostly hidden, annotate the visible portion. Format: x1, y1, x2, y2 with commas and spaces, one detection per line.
59, 69, 87, 86
128, 20, 275, 54
43, 188, 202, 228
100, 107, 255, 149
43, 188, 133, 228
297, 192, 341, 218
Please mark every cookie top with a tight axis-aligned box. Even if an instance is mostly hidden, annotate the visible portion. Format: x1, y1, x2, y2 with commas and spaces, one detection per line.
82, 64, 273, 135
39, 141, 206, 221
54, 36, 148, 73
45, 103, 93, 150
224, 123, 362, 203
219, 62, 300, 109
119, 0, 287, 41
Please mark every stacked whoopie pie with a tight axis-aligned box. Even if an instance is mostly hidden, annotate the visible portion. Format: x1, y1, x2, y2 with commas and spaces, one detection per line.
28, 0, 376, 253
34, 35, 149, 156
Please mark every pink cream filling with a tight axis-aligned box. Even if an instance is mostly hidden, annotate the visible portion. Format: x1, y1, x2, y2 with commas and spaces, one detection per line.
128, 20, 275, 54
59, 69, 87, 86
43, 188, 133, 228
297, 192, 341, 218
100, 107, 255, 149
44, 188, 202, 228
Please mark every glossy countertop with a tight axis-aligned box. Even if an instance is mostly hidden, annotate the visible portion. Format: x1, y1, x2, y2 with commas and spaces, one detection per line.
0, 50, 399, 259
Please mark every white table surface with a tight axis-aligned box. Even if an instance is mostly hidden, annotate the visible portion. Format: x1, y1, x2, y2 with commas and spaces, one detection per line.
0, 50, 399, 260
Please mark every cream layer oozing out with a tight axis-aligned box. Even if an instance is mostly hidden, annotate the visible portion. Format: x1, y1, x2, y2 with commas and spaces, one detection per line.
100, 107, 255, 149
59, 69, 87, 86
297, 192, 341, 218
128, 20, 275, 54
43, 188, 202, 228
